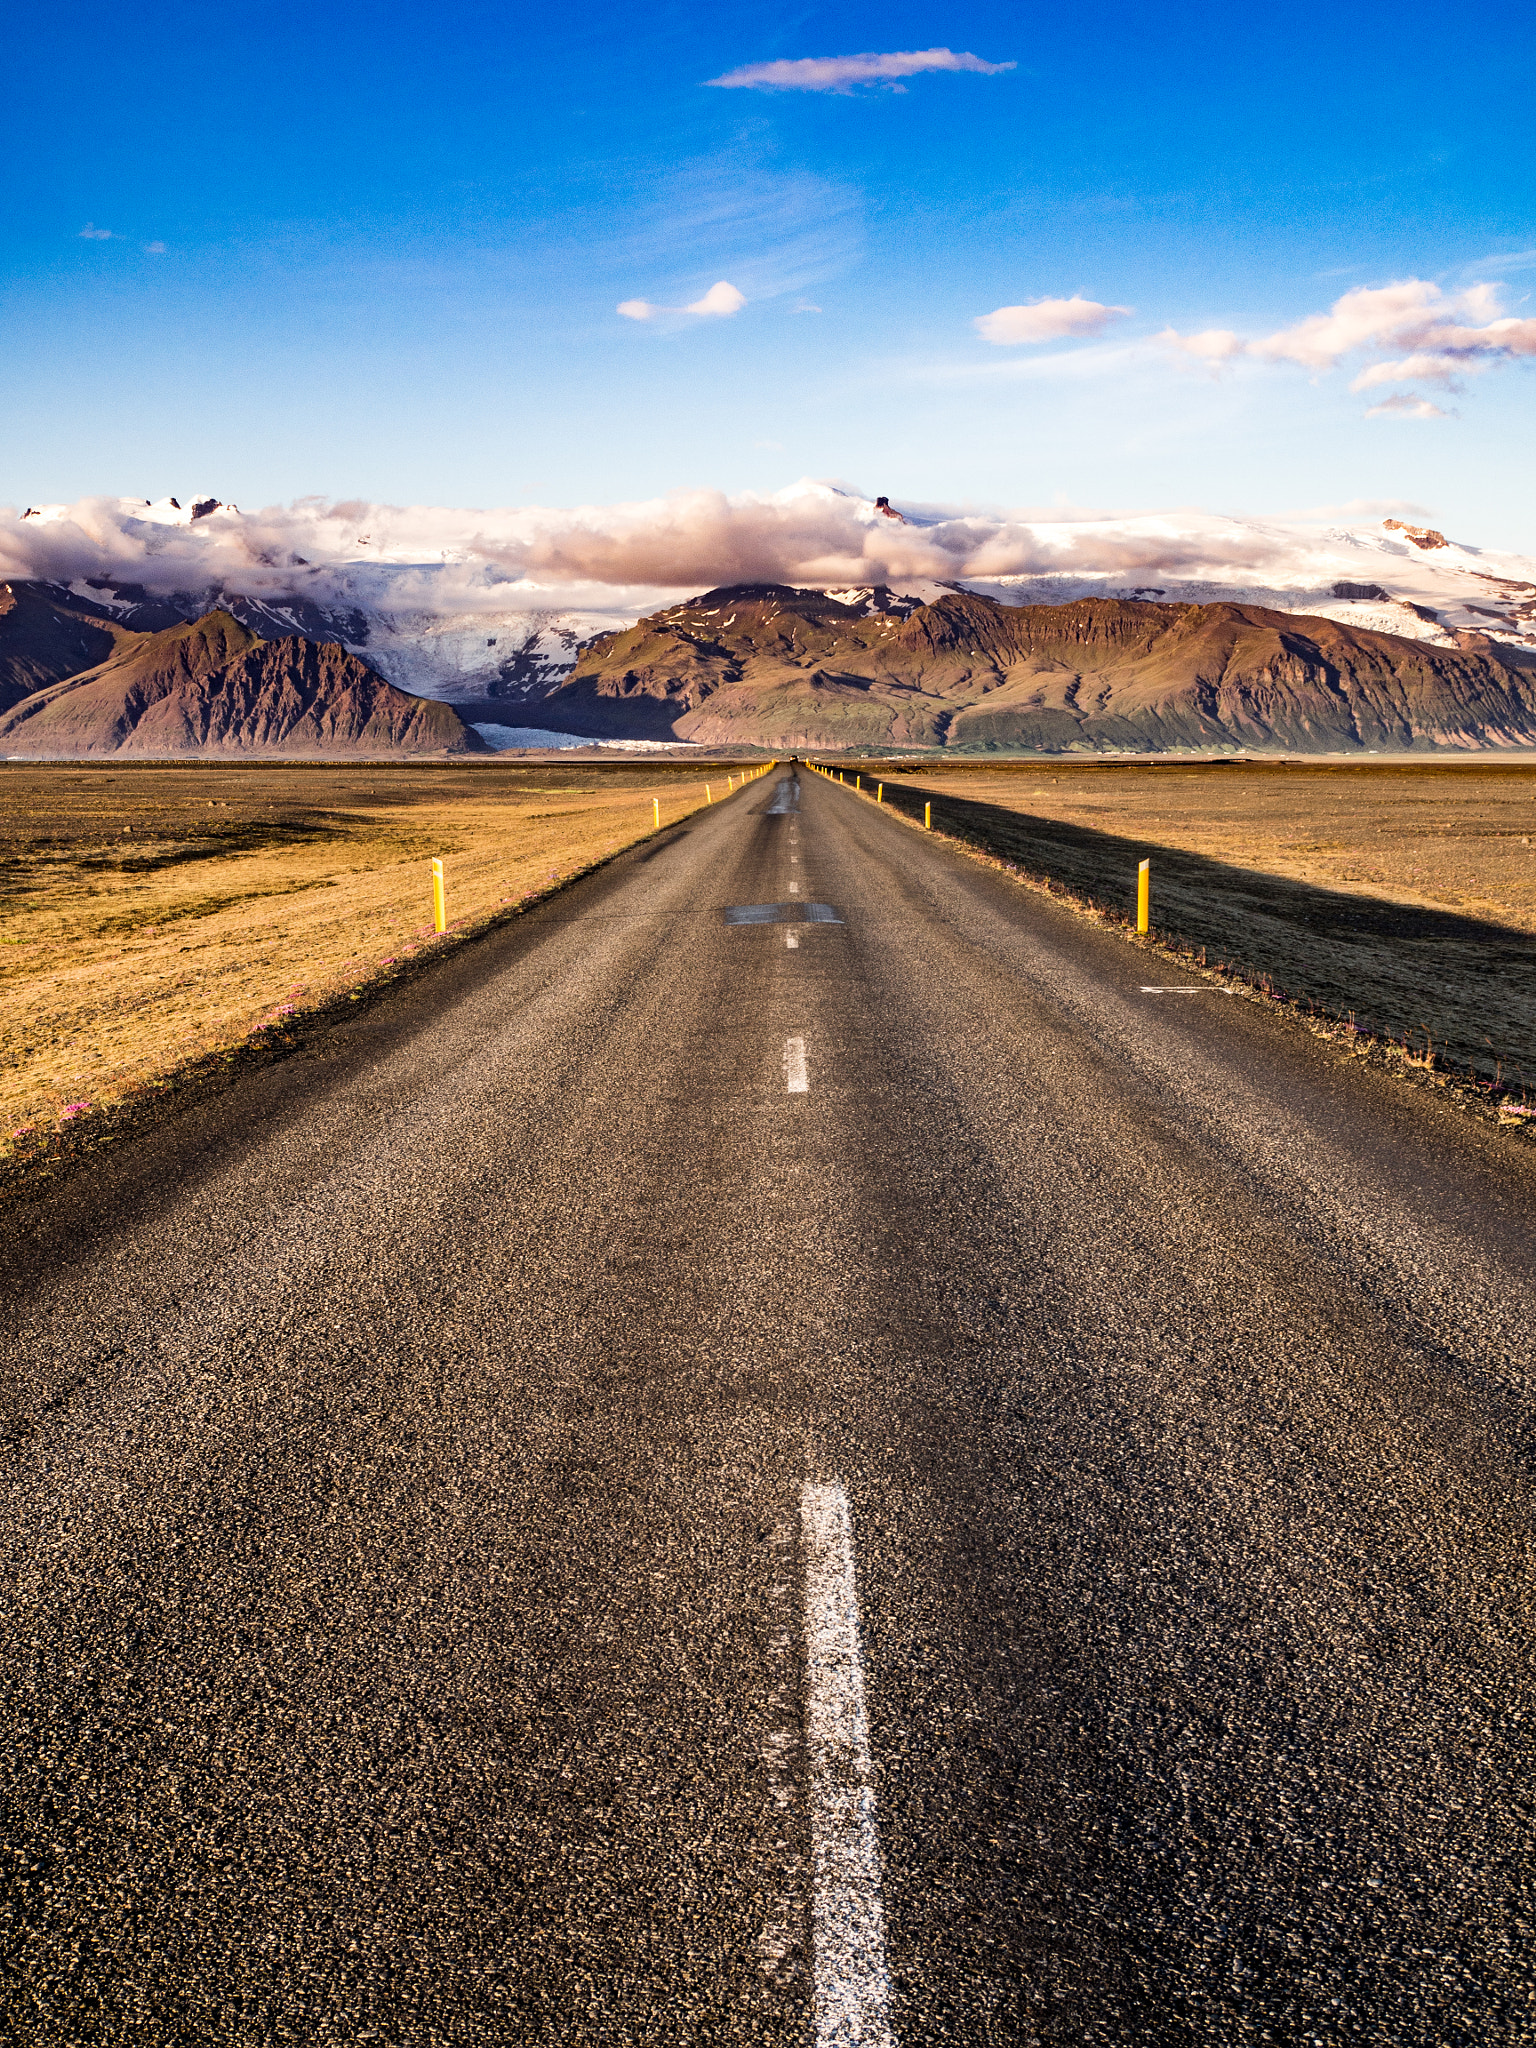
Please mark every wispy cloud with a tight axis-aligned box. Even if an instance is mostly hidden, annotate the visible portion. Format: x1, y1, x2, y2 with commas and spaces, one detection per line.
78, 223, 114, 240
144, 240, 166, 255
616, 161, 861, 316
618, 279, 746, 322
1156, 326, 1245, 363
975, 296, 1131, 346
1161, 278, 1536, 412
1365, 394, 1451, 420
707, 47, 1013, 94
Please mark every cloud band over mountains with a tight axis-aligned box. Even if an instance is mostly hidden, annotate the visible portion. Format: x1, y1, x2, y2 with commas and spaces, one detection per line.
0, 486, 1413, 611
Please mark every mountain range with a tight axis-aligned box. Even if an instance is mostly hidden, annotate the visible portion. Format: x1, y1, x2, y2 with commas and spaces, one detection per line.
6, 485, 1536, 754
519, 583, 1536, 752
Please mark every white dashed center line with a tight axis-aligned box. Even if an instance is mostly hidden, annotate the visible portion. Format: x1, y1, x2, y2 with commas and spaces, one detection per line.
784, 1037, 808, 1092
786, 930, 800, 949
801, 1481, 894, 2048
790, 880, 801, 894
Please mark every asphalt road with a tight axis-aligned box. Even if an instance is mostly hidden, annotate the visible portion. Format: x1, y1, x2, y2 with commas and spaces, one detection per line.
3, 768, 1533, 2046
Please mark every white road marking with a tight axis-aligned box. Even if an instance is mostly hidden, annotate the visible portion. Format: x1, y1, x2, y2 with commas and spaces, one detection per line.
785, 1037, 808, 1092
801, 1482, 894, 2048
1140, 985, 1239, 995
786, 930, 800, 949
790, 880, 801, 894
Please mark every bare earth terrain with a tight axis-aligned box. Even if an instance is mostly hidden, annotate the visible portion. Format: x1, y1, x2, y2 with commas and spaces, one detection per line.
863, 760, 1536, 1090
0, 760, 751, 1152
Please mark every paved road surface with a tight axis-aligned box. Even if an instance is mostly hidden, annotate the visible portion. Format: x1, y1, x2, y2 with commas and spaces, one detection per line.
3, 769, 1533, 2045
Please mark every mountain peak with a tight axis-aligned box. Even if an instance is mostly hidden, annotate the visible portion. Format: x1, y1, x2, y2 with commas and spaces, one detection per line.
0, 607, 483, 757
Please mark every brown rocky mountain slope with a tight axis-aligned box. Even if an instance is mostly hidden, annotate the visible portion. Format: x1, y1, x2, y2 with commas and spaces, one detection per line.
0, 611, 483, 757
0, 581, 147, 713
532, 583, 1536, 751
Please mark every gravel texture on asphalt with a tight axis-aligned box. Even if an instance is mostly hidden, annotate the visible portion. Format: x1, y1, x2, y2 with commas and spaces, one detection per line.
2, 770, 1533, 2045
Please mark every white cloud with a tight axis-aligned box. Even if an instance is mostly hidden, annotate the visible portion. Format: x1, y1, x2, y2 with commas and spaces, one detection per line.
1350, 352, 1469, 392
1250, 280, 1446, 370
975, 296, 1131, 346
1158, 326, 1245, 362
687, 280, 745, 316
1364, 394, 1451, 420
708, 47, 1013, 93
78, 223, 114, 240
1165, 278, 1536, 377
1158, 277, 1536, 413
619, 279, 745, 323
144, 240, 166, 255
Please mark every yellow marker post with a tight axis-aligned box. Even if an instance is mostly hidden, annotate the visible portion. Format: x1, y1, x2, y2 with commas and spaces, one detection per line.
706, 783, 712, 803
924, 801, 931, 830
431, 858, 446, 934
855, 774, 861, 790
653, 796, 661, 829
1137, 858, 1150, 934
876, 783, 883, 803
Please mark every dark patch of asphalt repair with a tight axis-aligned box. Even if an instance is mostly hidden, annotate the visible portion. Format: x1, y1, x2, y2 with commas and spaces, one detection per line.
2, 768, 1533, 2046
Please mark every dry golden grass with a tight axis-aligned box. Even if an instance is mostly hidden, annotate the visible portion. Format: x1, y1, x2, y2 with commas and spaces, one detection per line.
0, 759, 762, 1153
905, 760, 1536, 930
869, 759, 1536, 1092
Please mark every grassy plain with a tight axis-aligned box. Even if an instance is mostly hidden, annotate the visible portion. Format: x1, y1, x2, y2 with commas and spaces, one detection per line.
875, 759, 1536, 1091
0, 759, 748, 1153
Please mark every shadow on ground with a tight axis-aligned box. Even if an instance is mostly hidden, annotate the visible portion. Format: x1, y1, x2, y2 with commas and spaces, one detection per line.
884, 779, 1536, 1089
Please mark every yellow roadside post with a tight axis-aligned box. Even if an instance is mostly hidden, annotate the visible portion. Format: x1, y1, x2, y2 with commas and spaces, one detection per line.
706, 783, 713, 803
924, 801, 931, 829
1137, 858, 1150, 934
876, 783, 883, 803
855, 774, 861, 790
653, 796, 661, 829
431, 858, 446, 934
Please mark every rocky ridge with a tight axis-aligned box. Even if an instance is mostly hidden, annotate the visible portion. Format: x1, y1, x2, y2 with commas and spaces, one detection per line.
526, 583, 1536, 752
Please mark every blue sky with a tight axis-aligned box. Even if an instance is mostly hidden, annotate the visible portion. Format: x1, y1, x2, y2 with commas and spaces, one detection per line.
5, 0, 1534, 544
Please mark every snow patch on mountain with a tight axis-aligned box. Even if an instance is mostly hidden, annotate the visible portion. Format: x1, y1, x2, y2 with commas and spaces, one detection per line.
820, 583, 949, 615
961, 514, 1536, 648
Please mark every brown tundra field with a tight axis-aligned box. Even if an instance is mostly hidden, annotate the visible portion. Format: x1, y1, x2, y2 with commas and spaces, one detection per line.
0, 758, 758, 1158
